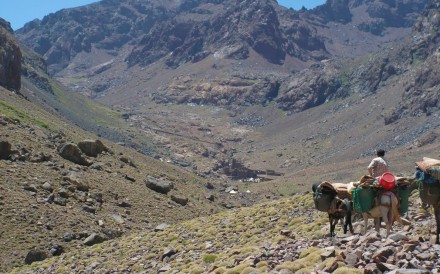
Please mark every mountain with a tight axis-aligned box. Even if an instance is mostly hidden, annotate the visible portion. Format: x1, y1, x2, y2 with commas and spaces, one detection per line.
16, 0, 429, 106
1, 0, 440, 272
13, 0, 438, 182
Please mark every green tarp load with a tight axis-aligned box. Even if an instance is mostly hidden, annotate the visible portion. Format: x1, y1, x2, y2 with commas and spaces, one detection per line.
351, 176, 411, 214
398, 187, 409, 214
352, 186, 375, 213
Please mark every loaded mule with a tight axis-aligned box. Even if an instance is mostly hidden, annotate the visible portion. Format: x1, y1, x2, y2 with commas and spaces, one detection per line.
313, 182, 353, 237
352, 174, 407, 237
416, 157, 440, 244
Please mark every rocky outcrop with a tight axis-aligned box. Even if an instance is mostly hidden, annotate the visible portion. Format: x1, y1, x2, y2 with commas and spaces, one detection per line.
0, 19, 22, 91
77, 139, 110, 157
276, 62, 342, 112
312, 0, 352, 23
156, 76, 280, 106
58, 143, 92, 166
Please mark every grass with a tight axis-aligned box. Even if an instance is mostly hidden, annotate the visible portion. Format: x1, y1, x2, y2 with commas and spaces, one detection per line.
202, 254, 217, 263
0, 100, 49, 128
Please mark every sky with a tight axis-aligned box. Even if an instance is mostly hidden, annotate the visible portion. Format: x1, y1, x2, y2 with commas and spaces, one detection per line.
0, 0, 326, 31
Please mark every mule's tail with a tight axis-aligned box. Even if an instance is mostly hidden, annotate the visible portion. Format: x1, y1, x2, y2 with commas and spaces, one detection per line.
391, 192, 402, 225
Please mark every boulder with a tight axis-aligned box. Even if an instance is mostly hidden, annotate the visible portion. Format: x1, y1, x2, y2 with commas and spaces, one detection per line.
83, 233, 107, 246
77, 139, 109, 157
50, 244, 64, 256
63, 172, 90, 192
205, 194, 215, 201
145, 176, 173, 194
58, 143, 92, 166
24, 249, 48, 265
155, 223, 170, 232
364, 263, 381, 274
0, 140, 12, 160
29, 152, 52, 163
170, 194, 188, 206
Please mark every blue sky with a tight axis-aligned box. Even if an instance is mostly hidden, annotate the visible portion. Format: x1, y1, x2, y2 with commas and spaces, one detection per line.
0, 0, 326, 31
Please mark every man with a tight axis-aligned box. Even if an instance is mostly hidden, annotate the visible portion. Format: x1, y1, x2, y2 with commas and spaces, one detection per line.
368, 149, 389, 177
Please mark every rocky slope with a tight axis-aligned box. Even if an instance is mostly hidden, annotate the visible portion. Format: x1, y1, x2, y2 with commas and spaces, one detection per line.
11, 190, 440, 273
0, 86, 238, 271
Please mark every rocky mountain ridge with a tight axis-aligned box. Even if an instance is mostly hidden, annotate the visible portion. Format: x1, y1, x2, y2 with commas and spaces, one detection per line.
16, 0, 430, 110
0, 18, 21, 92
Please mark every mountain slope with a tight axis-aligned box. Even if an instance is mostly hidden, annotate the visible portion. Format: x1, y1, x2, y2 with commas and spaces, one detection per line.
11, 191, 440, 273
15, 0, 430, 108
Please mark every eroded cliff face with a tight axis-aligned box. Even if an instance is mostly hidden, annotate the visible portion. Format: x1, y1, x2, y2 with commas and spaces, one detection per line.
0, 18, 22, 91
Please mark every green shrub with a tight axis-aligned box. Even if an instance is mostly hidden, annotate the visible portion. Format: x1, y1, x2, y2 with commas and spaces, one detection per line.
202, 254, 217, 263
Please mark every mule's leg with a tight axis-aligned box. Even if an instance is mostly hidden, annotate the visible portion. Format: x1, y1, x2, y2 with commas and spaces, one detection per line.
329, 214, 335, 237
379, 205, 391, 237
434, 205, 440, 244
374, 217, 381, 234
362, 213, 368, 235
346, 210, 353, 234
342, 216, 347, 234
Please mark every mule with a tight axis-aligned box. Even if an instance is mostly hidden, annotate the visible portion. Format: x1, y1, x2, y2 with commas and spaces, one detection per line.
361, 191, 401, 237
329, 197, 354, 237
417, 176, 440, 244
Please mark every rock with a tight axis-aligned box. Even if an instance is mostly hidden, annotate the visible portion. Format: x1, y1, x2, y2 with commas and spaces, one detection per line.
387, 270, 430, 274
389, 232, 409, 242
373, 246, 396, 260
364, 263, 381, 274
345, 253, 358, 266
119, 156, 136, 167
63, 232, 75, 242
29, 152, 52, 163
42, 182, 53, 192
22, 183, 38, 192
63, 172, 90, 192
50, 244, 64, 256
83, 233, 106, 246
82, 205, 96, 214
170, 194, 188, 206
110, 214, 125, 224
377, 262, 398, 272
145, 176, 173, 194
125, 174, 136, 182
90, 162, 105, 170
77, 139, 110, 157
158, 264, 172, 273
320, 249, 336, 261
225, 186, 238, 193
116, 201, 132, 208
160, 249, 178, 261
323, 261, 339, 272
155, 223, 170, 232
54, 196, 67, 206
58, 143, 92, 166
24, 249, 48, 265
57, 188, 69, 198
